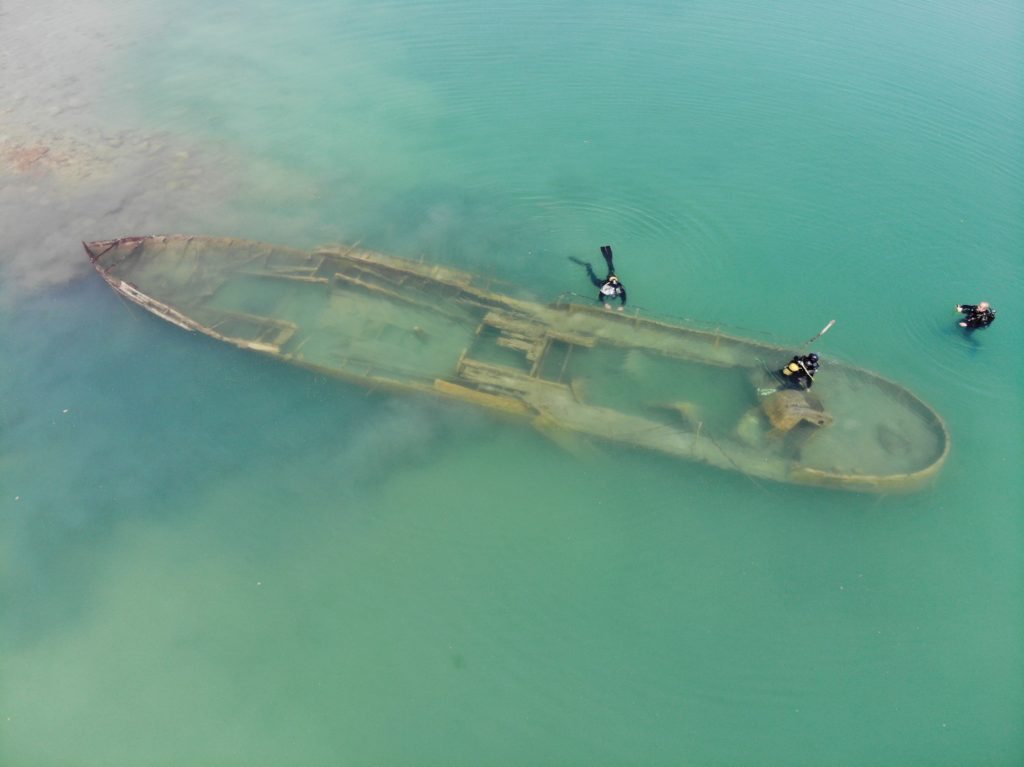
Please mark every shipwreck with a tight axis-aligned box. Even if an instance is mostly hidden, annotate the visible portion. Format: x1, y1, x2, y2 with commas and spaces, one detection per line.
85, 235, 950, 492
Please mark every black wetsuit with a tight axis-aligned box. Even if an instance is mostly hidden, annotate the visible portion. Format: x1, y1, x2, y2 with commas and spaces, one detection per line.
780, 354, 819, 390
576, 245, 627, 307
597, 277, 627, 307
956, 304, 996, 329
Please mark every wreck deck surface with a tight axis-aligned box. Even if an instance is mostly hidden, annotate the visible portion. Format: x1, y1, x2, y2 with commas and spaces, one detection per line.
86, 235, 950, 492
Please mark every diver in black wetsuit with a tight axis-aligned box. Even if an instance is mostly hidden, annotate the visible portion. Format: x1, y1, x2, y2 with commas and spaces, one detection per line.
955, 301, 996, 330
780, 352, 820, 390
570, 245, 627, 310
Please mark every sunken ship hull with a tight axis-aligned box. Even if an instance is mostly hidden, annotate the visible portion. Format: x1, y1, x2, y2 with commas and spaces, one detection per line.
85, 235, 950, 493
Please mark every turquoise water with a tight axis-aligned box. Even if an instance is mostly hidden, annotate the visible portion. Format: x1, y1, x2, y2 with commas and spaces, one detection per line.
2, 1, 1022, 764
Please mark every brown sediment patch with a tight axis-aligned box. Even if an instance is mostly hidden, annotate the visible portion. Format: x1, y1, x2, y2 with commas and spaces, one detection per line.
0, 131, 104, 183
3, 143, 53, 174
1, 128, 180, 187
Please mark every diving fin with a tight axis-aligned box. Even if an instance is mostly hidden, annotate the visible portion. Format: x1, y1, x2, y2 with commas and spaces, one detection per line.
600, 245, 615, 273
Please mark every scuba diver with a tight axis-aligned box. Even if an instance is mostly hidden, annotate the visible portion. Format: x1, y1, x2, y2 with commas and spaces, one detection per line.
780, 352, 820, 390
955, 301, 995, 330
569, 245, 627, 310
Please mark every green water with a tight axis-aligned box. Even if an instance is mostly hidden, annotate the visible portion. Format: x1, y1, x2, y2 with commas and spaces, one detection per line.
2, 1, 1022, 765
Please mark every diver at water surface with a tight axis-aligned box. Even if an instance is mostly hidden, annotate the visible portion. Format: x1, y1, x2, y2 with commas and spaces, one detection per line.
780, 352, 819, 390
570, 244, 627, 310
955, 301, 995, 330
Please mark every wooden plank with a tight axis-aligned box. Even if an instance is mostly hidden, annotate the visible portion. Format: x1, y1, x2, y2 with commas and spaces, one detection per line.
483, 310, 544, 339
547, 330, 596, 348
458, 358, 570, 393
331, 270, 469, 322
239, 271, 328, 285
529, 338, 551, 377
484, 309, 597, 350
496, 334, 535, 354
433, 379, 532, 415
